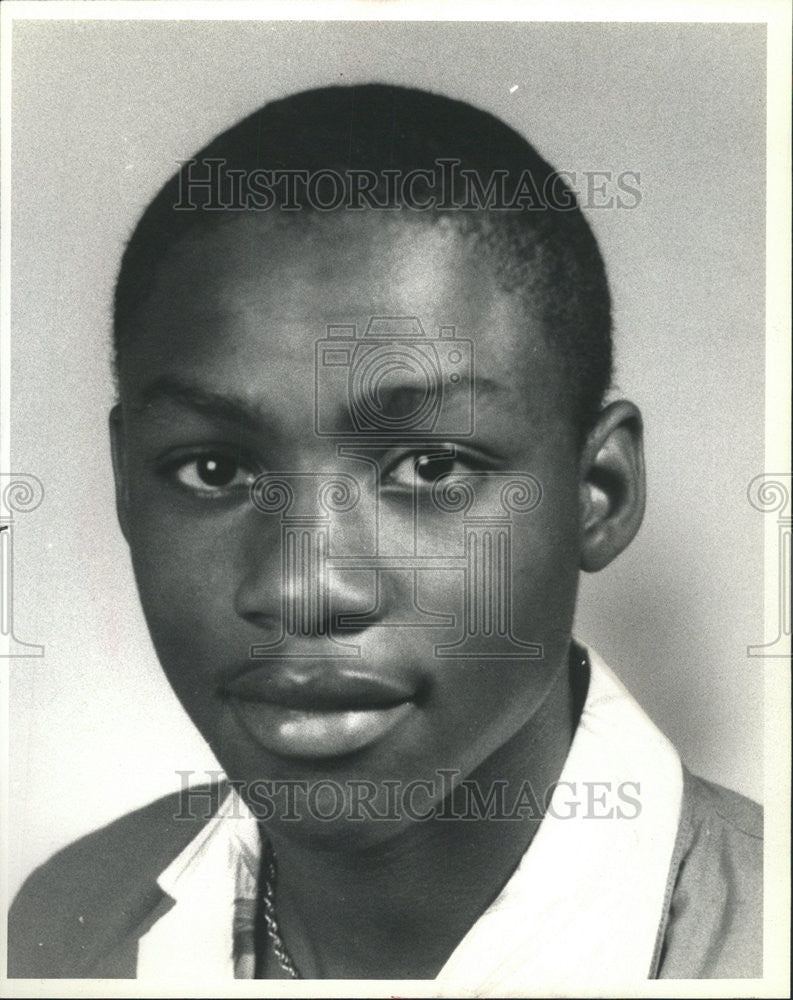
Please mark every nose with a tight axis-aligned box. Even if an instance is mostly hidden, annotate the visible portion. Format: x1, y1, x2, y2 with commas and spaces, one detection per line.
234, 472, 378, 645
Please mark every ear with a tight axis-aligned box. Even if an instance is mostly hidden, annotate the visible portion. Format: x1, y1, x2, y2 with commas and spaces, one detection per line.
578, 400, 646, 573
109, 404, 131, 542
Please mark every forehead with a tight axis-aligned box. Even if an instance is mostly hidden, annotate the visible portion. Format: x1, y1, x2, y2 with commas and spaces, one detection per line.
121, 210, 566, 423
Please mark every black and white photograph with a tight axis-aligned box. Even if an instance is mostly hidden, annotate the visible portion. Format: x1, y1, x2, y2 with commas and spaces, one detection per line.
1, 2, 790, 995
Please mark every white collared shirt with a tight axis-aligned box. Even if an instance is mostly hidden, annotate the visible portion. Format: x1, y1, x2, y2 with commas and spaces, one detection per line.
137, 647, 683, 992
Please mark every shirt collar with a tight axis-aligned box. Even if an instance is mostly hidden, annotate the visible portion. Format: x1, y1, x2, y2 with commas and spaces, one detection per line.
155, 782, 259, 903
437, 645, 683, 993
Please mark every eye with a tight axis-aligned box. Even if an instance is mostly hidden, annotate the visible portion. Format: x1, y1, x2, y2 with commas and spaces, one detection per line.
382, 449, 484, 489
170, 452, 255, 496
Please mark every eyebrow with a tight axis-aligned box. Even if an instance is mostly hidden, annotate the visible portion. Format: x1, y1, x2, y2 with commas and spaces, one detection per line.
132, 376, 266, 431
132, 372, 506, 429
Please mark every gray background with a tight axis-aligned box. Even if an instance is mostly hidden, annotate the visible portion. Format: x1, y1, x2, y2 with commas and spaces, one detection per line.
9, 19, 765, 899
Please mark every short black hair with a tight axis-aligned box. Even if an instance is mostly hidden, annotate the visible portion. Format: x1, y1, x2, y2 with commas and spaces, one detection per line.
114, 83, 612, 439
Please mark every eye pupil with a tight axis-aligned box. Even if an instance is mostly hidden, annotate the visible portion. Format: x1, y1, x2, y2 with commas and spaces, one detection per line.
416, 455, 455, 483
197, 455, 237, 487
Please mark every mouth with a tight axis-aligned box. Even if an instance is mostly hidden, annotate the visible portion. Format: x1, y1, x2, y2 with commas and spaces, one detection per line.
221, 667, 417, 759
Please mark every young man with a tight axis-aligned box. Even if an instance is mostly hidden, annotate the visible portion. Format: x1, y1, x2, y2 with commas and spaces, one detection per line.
8, 84, 762, 988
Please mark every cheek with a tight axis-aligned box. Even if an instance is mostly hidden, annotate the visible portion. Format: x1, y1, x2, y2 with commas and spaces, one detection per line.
124, 507, 244, 687
510, 505, 580, 633
413, 658, 558, 785
131, 523, 222, 612
417, 491, 580, 766
415, 478, 580, 637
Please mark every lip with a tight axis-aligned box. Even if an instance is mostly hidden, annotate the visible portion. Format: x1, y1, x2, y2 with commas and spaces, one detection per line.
227, 698, 414, 759
221, 665, 418, 759
222, 666, 416, 711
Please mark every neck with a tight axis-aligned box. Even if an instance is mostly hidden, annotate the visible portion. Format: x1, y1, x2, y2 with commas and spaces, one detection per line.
260, 648, 583, 979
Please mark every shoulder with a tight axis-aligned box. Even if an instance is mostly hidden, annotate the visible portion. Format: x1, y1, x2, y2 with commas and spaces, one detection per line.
685, 770, 763, 840
656, 769, 763, 979
8, 783, 224, 978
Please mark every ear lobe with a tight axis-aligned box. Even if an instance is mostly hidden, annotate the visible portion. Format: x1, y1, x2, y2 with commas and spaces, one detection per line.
109, 404, 131, 542
579, 400, 646, 573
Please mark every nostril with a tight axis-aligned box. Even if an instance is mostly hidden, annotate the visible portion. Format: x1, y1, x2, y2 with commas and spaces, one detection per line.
235, 610, 282, 634
326, 567, 383, 633
333, 609, 374, 634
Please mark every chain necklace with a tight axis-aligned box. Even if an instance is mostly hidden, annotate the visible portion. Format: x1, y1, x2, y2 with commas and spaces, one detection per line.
261, 841, 301, 979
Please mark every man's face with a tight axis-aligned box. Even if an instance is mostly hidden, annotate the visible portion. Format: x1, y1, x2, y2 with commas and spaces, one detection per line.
113, 211, 582, 842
